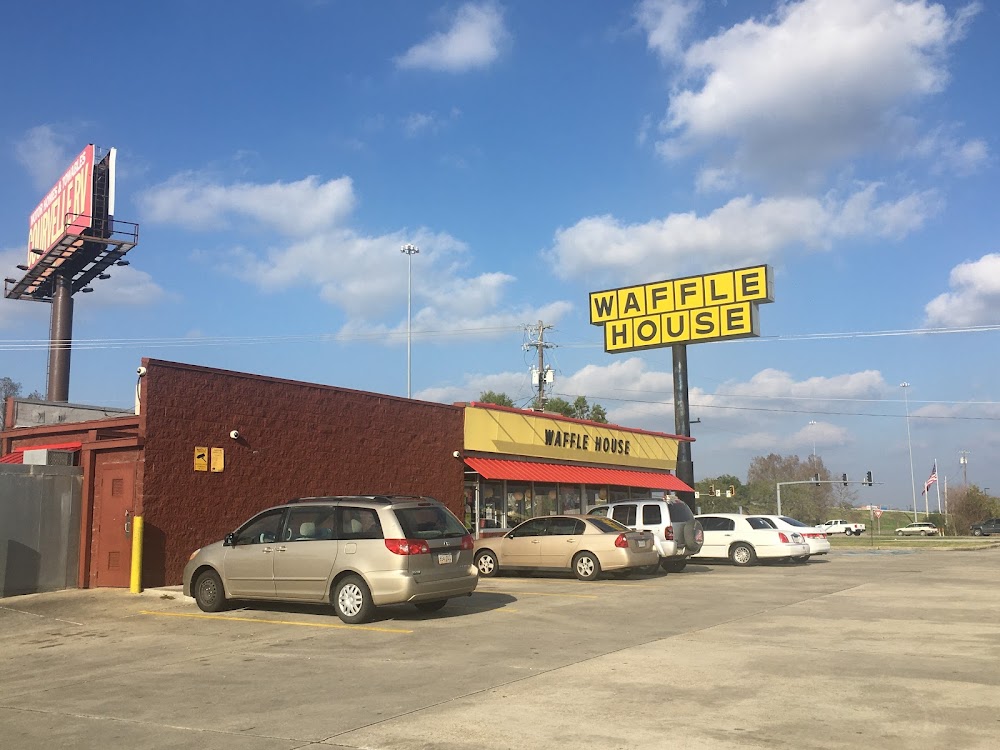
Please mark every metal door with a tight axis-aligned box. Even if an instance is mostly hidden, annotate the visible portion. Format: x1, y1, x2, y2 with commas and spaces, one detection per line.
92, 463, 136, 588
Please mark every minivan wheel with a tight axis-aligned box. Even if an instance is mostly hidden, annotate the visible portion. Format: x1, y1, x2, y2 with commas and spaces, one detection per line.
414, 599, 448, 613
334, 575, 375, 624
729, 543, 756, 567
475, 550, 498, 577
661, 559, 687, 573
194, 569, 228, 612
573, 552, 601, 581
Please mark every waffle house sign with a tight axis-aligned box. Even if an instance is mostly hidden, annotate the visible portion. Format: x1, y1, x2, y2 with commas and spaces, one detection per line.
589, 265, 773, 352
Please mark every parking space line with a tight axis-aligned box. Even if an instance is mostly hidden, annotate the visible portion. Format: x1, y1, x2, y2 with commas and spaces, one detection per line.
483, 591, 599, 600
139, 610, 412, 633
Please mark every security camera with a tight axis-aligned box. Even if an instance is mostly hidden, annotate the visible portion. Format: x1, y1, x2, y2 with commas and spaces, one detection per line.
136, 366, 147, 376
452, 450, 461, 459
229, 430, 240, 440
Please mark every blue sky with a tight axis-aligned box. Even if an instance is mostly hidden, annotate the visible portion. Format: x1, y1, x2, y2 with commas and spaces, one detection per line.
1, 0, 996, 510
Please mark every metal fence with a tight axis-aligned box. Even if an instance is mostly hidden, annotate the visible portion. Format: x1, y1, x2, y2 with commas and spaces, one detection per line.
0, 464, 82, 597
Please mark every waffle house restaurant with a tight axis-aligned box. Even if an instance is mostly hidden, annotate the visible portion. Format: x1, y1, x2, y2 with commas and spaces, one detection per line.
459, 402, 693, 536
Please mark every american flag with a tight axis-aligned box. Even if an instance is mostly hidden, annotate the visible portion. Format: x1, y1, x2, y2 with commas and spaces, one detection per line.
922, 465, 938, 495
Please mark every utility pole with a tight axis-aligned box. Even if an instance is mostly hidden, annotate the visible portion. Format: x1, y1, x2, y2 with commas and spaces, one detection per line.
523, 320, 554, 410
959, 450, 969, 486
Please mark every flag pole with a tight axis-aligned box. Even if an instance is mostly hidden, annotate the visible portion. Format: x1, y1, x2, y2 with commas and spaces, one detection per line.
934, 459, 942, 515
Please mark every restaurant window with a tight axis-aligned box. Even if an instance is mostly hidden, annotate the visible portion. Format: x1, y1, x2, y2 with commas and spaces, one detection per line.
609, 486, 630, 503
506, 482, 532, 527
559, 485, 582, 514
583, 485, 609, 511
534, 484, 558, 516
479, 481, 504, 530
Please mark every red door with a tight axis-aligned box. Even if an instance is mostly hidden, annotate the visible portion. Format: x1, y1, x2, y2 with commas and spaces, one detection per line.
91, 462, 137, 588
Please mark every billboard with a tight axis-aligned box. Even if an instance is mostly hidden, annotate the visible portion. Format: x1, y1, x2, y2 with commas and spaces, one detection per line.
27, 145, 96, 268
589, 265, 774, 352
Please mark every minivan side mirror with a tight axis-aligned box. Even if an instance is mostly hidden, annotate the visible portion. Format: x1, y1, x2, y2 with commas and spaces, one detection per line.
224, 532, 236, 547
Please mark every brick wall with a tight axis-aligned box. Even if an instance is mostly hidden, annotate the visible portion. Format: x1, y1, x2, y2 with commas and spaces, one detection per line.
139, 359, 465, 585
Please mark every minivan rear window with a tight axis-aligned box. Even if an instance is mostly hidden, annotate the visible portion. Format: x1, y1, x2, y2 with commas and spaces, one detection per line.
394, 505, 468, 539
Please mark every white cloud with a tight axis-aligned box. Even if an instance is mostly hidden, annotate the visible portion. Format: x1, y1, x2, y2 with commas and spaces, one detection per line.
145, 170, 572, 336
139, 174, 355, 236
401, 108, 461, 138
396, 2, 508, 72
635, 0, 699, 61
546, 184, 939, 281
14, 125, 75, 192
913, 126, 990, 176
657, 0, 979, 188
924, 253, 1000, 326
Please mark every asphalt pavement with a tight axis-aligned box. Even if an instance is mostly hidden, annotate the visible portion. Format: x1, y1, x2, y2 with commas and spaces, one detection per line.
1, 544, 998, 749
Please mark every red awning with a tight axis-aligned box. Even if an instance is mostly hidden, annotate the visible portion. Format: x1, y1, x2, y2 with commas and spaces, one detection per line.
465, 457, 693, 493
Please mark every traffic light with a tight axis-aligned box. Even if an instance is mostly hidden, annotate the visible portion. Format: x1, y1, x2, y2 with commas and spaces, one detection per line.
814, 474, 821, 486
865, 470, 873, 486
728, 485, 735, 498
842, 473, 848, 487
709, 483, 715, 497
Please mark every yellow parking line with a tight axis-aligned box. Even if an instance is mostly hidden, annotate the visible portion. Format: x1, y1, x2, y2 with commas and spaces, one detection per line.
139, 610, 412, 634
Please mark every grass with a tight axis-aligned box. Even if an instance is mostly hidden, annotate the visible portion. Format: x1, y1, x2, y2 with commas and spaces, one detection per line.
826, 533, 1000, 551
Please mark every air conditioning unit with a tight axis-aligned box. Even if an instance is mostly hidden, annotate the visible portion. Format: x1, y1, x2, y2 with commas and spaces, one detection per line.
22, 449, 75, 466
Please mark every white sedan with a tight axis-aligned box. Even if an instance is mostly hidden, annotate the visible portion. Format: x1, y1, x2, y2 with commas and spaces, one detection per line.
752, 515, 831, 559
693, 513, 810, 566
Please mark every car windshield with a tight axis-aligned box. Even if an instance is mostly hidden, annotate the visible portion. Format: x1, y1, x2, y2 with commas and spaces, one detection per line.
587, 517, 629, 533
394, 505, 468, 539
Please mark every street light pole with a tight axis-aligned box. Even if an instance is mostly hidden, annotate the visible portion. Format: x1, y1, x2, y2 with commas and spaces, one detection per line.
401, 243, 419, 398
808, 420, 817, 457
901, 382, 918, 522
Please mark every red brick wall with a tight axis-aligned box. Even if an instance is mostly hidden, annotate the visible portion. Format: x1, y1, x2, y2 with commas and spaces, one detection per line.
138, 359, 465, 585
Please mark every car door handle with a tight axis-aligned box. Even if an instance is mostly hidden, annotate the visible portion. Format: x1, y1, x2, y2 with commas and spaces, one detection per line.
531, 540, 540, 544
566, 538, 576, 543
262, 546, 274, 553
274, 546, 286, 552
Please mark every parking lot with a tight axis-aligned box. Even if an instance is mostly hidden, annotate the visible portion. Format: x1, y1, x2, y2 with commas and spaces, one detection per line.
2, 545, 999, 750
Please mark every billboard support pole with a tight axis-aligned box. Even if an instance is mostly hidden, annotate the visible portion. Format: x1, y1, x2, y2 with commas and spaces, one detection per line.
47, 273, 73, 402
672, 343, 695, 511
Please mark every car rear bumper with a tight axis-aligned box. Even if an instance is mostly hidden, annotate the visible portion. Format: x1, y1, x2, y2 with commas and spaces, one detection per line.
366, 566, 479, 605
599, 548, 659, 571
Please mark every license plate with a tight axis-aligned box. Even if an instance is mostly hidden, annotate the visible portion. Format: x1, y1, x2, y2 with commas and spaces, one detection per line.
437, 552, 453, 564
637, 540, 647, 548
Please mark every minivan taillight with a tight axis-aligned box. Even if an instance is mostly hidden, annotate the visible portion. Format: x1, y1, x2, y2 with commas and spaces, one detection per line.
460, 534, 474, 550
614, 533, 630, 548
384, 539, 431, 555
664, 525, 674, 541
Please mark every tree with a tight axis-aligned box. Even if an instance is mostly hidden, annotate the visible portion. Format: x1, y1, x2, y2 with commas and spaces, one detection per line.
1, 377, 42, 431
533, 395, 609, 423
948, 485, 1000, 536
745, 453, 836, 524
478, 390, 515, 407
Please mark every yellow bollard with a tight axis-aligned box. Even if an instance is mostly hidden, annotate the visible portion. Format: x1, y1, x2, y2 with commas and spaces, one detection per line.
130, 515, 144, 593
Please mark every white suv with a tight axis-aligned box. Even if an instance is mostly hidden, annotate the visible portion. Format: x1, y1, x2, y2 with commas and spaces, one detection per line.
588, 498, 704, 572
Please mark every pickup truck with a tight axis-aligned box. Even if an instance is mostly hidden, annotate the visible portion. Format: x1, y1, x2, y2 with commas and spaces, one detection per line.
819, 519, 866, 536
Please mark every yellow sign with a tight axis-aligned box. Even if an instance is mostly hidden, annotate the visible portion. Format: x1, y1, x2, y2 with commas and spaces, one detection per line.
210, 447, 225, 473
590, 265, 773, 352
194, 446, 208, 472
464, 405, 682, 470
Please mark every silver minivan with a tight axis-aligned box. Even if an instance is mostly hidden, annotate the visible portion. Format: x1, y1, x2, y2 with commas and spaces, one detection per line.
588, 497, 704, 572
182, 495, 478, 624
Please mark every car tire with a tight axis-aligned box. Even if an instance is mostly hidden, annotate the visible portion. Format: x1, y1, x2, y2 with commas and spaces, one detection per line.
896, 530, 904, 536
475, 550, 499, 577
793, 555, 810, 564
639, 563, 661, 575
661, 559, 687, 573
334, 575, 375, 624
683, 521, 703, 552
972, 528, 983, 537
920, 530, 927, 536
729, 543, 756, 567
193, 569, 228, 613
573, 552, 601, 581
843, 529, 853, 536
414, 599, 448, 613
